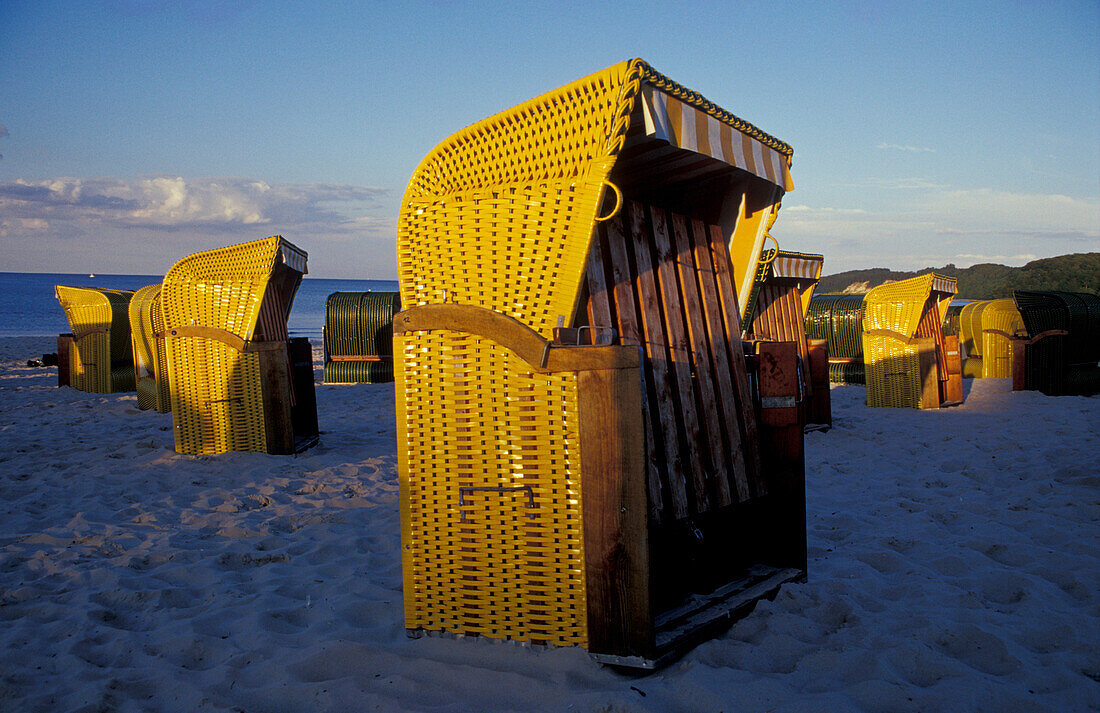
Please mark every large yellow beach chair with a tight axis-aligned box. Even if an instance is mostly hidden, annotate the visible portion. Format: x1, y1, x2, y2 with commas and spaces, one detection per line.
958, 298, 1024, 379
395, 58, 805, 667
862, 274, 958, 408
160, 236, 318, 455
54, 285, 136, 393
745, 249, 830, 427
128, 283, 171, 412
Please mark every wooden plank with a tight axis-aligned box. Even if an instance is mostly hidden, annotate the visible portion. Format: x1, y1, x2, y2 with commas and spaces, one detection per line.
664, 210, 735, 508
578, 366, 653, 659
648, 205, 713, 514
705, 222, 766, 498
57, 334, 73, 388
683, 218, 752, 503
603, 215, 675, 521
1011, 338, 1028, 391
257, 343, 295, 454
288, 337, 319, 448
625, 201, 691, 519
941, 334, 964, 404
754, 341, 807, 572
584, 231, 615, 339
916, 337, 941, 409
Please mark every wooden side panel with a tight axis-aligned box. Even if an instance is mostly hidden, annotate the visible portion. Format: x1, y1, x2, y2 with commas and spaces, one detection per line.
1011, 338, 1028, 391
258, 343, 294, 454
288, 337, 319, 443
916, 337, 942, 410
57, 334, 73, 388
754, 341, 806, 571
941, 334, 964, 404
579, 367, 653, 659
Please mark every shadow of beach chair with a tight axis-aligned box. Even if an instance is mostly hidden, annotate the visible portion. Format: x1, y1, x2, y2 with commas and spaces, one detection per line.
159, 236, 318, 454
54, 285, 136, 393
394, 58, 807, 668
861, 274, 959, 408
322, 291, 400, 383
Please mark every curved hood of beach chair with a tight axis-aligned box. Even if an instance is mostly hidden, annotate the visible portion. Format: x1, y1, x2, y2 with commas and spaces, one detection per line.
397, 58, 794, 335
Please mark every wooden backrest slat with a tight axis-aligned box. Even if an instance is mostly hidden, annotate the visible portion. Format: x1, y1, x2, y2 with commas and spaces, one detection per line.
601, 215, 676, 521
648, 205, 718, 512
706, 222, 766, 497
625, 201, 693, 519
678, 215, 752, 503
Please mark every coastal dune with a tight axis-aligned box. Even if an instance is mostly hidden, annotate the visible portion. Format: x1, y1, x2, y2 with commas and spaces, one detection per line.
1, 335, 1097, 712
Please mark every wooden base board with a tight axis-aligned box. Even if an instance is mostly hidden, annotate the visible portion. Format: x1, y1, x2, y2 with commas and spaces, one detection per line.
590, 565, 805, 669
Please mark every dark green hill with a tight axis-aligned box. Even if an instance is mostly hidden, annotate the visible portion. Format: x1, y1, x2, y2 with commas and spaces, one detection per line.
817, 253, 1100, 299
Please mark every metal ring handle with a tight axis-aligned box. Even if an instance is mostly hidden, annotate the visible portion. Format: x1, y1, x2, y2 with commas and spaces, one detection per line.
594, 180, 623, 222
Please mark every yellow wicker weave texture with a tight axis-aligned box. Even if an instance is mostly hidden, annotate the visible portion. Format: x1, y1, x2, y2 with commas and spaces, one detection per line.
160, 236, 296, 455
55, 286, 135, 393
980, 299, 1024, 378
150, 289, 171, 413
129, 284, 161, 410
959, 301, 989, 359
862, 275, 935, 408
397, 332, 587, 646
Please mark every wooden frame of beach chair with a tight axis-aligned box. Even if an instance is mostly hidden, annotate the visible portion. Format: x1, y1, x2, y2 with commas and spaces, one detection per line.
322, 291, 401, 384
394, 58, 805, 667
159, 236, 318, 455
744, 249, 830, 428
1012, 290, 1100, 396
861, 274, 959, 409
806, 294, 866, 385
129, 283, 171, 412
54, 285, 136, 393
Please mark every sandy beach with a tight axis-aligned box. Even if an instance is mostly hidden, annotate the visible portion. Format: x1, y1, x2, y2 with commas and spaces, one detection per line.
1, 334, 1097, 713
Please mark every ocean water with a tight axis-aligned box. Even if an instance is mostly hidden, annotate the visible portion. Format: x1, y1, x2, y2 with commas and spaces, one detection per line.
0, 271, 398, 339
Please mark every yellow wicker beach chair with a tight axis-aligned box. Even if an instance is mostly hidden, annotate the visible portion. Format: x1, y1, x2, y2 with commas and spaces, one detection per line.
128, 283, 171, 412
396, 58, 804, 667
959, 298, 1024, 379
746, 250, 829, 427
54, 285, 136, 393
861, 274, 958, 408
160, 236, 317, 455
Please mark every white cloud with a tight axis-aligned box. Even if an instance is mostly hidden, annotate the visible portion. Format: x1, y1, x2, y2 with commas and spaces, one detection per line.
0, 176, 398, 277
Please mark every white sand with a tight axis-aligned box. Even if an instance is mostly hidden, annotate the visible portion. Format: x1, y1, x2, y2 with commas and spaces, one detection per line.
1, 335, 1097, 713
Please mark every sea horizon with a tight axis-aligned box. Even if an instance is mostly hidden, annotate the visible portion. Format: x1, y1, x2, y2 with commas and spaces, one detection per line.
0, 270, 398, 339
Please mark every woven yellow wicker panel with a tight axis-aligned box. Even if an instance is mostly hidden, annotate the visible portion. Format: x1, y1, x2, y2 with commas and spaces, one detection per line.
959, 300, 990, 359
980, 299, 1024, 378
55, 285, 136, 393
161, 236, 306, 455
397, 332, 587, 645
129, 284, 162, 411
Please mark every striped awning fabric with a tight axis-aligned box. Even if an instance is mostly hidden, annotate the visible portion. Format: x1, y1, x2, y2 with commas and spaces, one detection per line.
278, 238, 309, 275
640, 85, 794, 192
932, 275, 957, 296
770, 252, 823, 281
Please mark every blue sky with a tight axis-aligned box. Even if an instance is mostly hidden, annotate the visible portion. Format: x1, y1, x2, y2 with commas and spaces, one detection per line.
1, 0, 1097, 278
